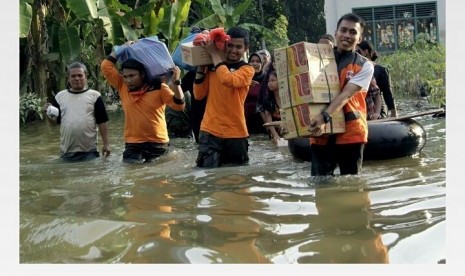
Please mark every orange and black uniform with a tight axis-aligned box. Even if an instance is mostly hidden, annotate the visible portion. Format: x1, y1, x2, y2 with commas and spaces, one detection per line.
101, 57, 185, 162
194, 61, 254, 168
310, 49, 372, 175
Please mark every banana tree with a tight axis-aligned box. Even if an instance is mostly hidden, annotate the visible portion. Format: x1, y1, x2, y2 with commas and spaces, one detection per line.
20, 0, 139, 101
20, 0, 50, 100
120, 0, 191, 52
20, 0, 281, 114
191, 0, 287, 48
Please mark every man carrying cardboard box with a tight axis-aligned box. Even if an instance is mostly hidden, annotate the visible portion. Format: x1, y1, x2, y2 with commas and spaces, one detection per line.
193, 27, 255, 168
308, 13, 374, 176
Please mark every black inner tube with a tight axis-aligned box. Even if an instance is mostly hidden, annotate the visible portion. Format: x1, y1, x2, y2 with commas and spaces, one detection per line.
287, 118, 427, 161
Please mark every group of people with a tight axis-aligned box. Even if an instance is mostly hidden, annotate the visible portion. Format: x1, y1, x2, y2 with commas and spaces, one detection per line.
45, 42, 186, 163
245, 49, 283, 144
44, 12, 397, 176
44, 27, 254, 168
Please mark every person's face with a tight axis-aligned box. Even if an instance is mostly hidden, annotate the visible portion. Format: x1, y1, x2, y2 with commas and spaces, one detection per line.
267, 74, 278, 92
335, 19, 363, 52
225, 38, 247, 63
259, 53, 270, 65
122, 68, 144, 91
249, 55, 263, 73
68, 68, 87, 91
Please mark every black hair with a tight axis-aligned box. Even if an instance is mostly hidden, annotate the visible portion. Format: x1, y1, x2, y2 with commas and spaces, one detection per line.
336, 13, 366, 33
267, 70, 277, 79
358, 40, 379, 61
319, 34, 335, 44
121, 58, 146, 77
227, 26, 250, 47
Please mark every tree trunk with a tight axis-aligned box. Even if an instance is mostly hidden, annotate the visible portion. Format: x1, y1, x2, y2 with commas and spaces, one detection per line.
31, 0, 49, 101
259, 0, 266, 49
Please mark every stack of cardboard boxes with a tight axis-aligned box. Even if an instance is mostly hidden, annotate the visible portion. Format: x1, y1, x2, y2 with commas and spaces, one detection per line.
274, 42, 346, 139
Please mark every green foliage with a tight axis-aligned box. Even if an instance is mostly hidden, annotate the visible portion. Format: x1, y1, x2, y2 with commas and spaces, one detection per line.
272, 15, 290, 48
379, 35, 446, 107
19, 0, 32, 38
190, 0, 252, 29
239, 0, 288, 52
20, 92, 44, 124
189, 0, 287, 53
282, 0, 326, 44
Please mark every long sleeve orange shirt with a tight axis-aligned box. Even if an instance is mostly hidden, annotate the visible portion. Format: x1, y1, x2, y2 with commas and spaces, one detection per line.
101, 58, 185, 143
194, 62, 254, 138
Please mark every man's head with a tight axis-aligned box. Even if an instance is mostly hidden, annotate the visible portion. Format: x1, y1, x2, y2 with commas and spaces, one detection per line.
67, 62, 88, 91
318, 34, 335, 47
335, 13, 366, 53
225, 27, 250, 63
121, 58, 146, 91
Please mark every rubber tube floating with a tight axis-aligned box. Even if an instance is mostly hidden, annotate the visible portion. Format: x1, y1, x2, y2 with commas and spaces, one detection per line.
287, 118, 427, 161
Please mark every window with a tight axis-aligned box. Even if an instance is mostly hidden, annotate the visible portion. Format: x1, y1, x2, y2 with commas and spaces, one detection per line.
376, 20, 395, 51
353, 2, 438, 53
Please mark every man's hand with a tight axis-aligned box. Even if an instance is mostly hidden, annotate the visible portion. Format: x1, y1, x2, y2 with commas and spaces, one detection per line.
204, 39, 218, 56
101, 145, 111, 158
43, 102, 51, 112
309, 114, 325, 136
171, 66, 181, 81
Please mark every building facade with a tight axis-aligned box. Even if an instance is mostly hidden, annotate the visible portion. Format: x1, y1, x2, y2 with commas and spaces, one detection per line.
324, 0, 445, 53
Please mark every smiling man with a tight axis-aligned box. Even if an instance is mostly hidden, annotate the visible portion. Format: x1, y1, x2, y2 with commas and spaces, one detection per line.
308, 13, 374, 176
193, 27, 255, 168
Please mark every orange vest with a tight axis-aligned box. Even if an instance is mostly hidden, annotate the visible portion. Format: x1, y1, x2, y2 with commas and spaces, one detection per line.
311, 51, 369, 145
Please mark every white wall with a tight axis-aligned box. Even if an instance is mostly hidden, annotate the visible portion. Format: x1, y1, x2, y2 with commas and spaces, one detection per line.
324, 0, 445, 45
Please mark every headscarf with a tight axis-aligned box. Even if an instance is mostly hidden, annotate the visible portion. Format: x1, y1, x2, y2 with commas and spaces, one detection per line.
248, 52, 266, 83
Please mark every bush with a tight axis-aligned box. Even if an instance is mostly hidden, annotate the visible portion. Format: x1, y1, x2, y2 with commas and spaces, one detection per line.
20, 92, 44, 124
378, 34, 445, 108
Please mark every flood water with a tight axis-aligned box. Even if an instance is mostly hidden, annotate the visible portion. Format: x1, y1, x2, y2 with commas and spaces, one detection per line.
18, 101, 446, 265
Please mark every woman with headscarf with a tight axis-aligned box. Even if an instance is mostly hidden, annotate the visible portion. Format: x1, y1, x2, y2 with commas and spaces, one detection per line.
245, 52, 268, 134
256, 53, 276, 136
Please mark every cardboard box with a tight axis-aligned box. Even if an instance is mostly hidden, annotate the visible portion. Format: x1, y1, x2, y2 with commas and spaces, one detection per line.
275, 42, 341, 107
180, 41, 213, 66
281, 103, 345, 139
273, 47, 289, 78
287, 42, 335, 76
278, 64, 340, 109
288, 70, 340, 104
277, 76, 292, 108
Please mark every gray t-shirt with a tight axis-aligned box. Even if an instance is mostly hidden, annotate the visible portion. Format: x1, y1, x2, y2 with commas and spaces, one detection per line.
54, 88, 108, 155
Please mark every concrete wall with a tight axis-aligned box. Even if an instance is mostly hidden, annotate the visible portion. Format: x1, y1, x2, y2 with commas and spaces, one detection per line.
324, 0, 445, 45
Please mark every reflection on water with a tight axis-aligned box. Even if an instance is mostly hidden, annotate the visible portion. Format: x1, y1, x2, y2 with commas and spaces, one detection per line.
19, 104, 446, 264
